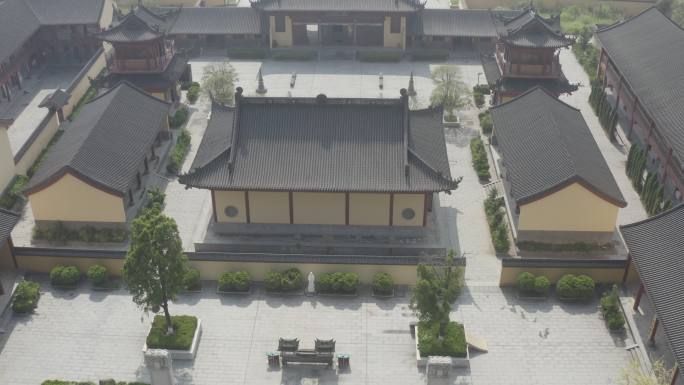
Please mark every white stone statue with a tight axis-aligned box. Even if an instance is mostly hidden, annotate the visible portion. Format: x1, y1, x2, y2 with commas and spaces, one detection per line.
307, 272, 316, 294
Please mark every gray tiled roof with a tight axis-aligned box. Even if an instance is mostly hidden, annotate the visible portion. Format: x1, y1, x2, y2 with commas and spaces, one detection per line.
596, 8, 684, 169
249, 0, 422, 12
499, 9, 573, 48
491, 87, 625, 206
0, 208, 20, 246
181, 93, 458, 193
169, 7, 260, 35
419, 9, 521, 38
620, 204, 684, 371
26, 0, 106, 25
24, 82, 170, 196
97, 11, 164, 42
0, 0, 40, 65
481, 54, 577, 96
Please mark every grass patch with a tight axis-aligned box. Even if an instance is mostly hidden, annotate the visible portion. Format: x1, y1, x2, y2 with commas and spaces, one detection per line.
470, 137, 490, 181
357, 51, 402, 62
271, 49, 317, 61
146, 315, 198, 350
167, 130, 191, 174
418, 321, 467, 358
67, 86, 97, 121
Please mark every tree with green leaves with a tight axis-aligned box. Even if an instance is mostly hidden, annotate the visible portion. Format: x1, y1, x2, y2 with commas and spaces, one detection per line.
202, 61, 239, 105
430, 65, 470, 115
410, 250, 463, 338
123, 207, 188, 334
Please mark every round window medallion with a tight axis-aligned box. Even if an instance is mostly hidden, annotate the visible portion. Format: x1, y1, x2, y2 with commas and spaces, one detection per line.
401, 208, 416, 220
224, 206, 239, 218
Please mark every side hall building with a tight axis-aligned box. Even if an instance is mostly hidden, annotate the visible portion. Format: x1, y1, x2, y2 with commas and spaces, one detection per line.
180, 88, 459, 232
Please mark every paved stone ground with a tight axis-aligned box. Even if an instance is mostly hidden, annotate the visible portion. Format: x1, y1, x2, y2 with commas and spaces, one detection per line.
0, 277, 633, 385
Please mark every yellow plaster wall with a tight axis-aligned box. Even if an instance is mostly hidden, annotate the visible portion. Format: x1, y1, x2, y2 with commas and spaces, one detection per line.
28, 173, 125, 223
392, 193, 425, 226
214, 190, 247, 223
62, 51, 107, 118
269, 15, 293, 48
499, 266, 631, 286
292, 192, 345, 225
248, 191, 290, 224
518, 182, 620, 232
349, 193, 390, 226
383, 16, 406, 49
0, 128, 15, 193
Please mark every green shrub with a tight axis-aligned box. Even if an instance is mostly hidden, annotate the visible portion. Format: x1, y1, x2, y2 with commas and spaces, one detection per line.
144, 187, 165, 211
87, 265, 108, 286
272, 49, 317, 61
316, 272, 359, 294
183, 268, 201, 291
218, 271, 251, 292
50, 265, 81, 286
470, 137, 490, 181
146, 315, 197, 350
169, 107, 189, 128
473, 84, 491, 95
516, 272, 535, 295
167, 130, 191, 174
12, 280, 40, 313
601, 285, 625, 331
0, 175, 29, 209
417, 321, 467, 358
473, 92, 485, 108
534, 276, 550, 296
180, 81, 199, 91
227, 47, 269, 59
34, 222, 127, 243
372, 272, 394, 295
484, 189, 509, 253
187, 84, 200, 104
264, 268, 304, 292
575, 274, 596, 301
357, 51, 402, 62
411, 49, 449, 61
556, 274, 595, 301
478, 110, 493, 135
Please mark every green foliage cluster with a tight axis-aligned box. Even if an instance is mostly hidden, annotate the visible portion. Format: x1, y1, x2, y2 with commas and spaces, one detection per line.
265, 268, 304, 292
417, 321, 467, 358
50, 265, 81, 286
410, 251, 463, 331
515, 272, 550, 297
33, 222, 127, 243
601, 284, 625, 331
484, 189, 509, 253
556, 4, 624, 35
478, 110, 493, 135
167, 130, 191, 174
316, 272, 359, 294
144, 187, 166, 211
0, 175, 28, 209
517, 240, 610, 252
186, 84, 200, 104
473, 84, 491, 95
626, 145, 647, 192
12, 280, 40, 313
42, 381, 149, 385
470, 137, 490, 181
625, 145, 672, 216
180, 81, 199, 91
218, 271, 251, 292
202, 61, 238, 105
68, 86, 98, 120
146, 315, 197, 350
556, 274, 595, 301
227, 47, 269, 59
272, 49, 318, 61
473, 92, 485, 108
430, 65, 469, 111
183, 268, 201, 291
357, 51, 402, 62
411, 49, 449, 61
372, 272, 394, 296
87, 265, 109, 286
589, 82, 618, 140
169, 107, 189, 128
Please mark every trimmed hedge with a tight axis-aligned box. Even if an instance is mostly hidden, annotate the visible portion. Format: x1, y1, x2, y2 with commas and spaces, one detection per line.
556, 274, 595, 301
12, 280, 40, 313
87, 265, 109, 286
187, 84, 200, 104
411, 49, 449, 61
470, 137, 490, 181
600, 284, 625, 331
264, 268, 304, 292
167, 130, 191, 174
272, 49, 317, 61
33, 222, 127, 243
478, 110, 493, 135
227, 47, 269, 59
183, 268, 201, 291
372, 272, 394, 295
169, 107, 189, 128
0, 175, 28, 210
515, 272, 550, 297
315, 272, 359, 295
218, 271, 251, 292
50, 265, 81, 287
625, 145, 672, 217
357, 51, 402, 62
473, 84, 491, 95
146, 315, 197, 350
473, 92, 485, 108
417, 321, 467, 358
484, 189, 509, 253
180, 81, 199, 91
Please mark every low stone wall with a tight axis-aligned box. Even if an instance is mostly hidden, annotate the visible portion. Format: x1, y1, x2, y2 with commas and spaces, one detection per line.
499, 257, 632, 286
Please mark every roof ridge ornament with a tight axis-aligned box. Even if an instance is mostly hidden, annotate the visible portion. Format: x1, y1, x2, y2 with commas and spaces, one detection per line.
256, 68, 267, 95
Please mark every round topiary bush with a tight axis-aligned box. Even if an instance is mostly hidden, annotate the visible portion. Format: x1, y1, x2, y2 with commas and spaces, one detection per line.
86, 264, 108, 286
515, 272, 535, 295
533, 276, 550, 296
372, 272, 394, 295
574, 275, 595, 301
11, 280, 40, 313
556, 274, 578, 299
218, 271, 251, 292
50, 265, 81, 287
265, 268, 304, 292
183, 268, 201, 291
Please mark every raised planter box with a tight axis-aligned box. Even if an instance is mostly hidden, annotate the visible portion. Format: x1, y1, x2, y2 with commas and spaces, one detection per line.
414, 324, 470, 368
143, 319, 202, 360
216, 286, 252, 295
371, 287, 395, 299
317, 290, 358, 298
265, 289, 305, 296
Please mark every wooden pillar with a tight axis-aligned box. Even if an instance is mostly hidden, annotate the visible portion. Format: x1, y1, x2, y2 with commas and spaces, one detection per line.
647, 316, 659, 346
288, 191, 294, 224
671, 365, 680, 385
345, 192, 349, 225
621, 254, 631, 285
211, 190, 217, 223
389, 193, 394, 226
633, 282, 645, 311
244, 191, 251, 224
